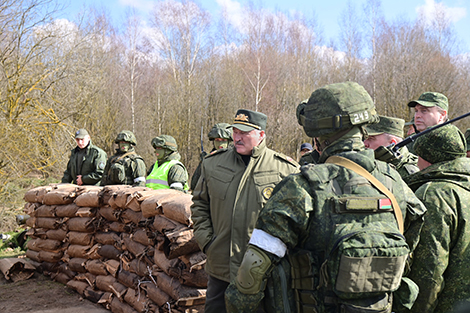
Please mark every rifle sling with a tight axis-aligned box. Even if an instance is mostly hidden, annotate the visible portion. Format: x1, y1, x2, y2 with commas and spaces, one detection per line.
325, 155, 404, 234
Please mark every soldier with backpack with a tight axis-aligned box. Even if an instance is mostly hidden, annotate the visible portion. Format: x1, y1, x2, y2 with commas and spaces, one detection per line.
100, 130, 147, 187
225, 82, 427, 313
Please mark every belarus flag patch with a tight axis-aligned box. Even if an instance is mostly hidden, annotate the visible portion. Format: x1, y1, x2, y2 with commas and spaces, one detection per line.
379, 198, 392, 210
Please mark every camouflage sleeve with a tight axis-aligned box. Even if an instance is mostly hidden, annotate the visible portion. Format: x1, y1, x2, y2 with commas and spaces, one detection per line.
402, 185, 426, 255
190, 163, 214, 252
408, 186, 456, 313
132, 158, 147, 187
168, 163, 188, 190
82, 149, 107, 185
255, 173, 313, 249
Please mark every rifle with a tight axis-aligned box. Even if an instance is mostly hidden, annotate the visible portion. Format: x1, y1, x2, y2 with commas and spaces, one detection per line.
391, 111, 470, 155
200, 126, 204, 154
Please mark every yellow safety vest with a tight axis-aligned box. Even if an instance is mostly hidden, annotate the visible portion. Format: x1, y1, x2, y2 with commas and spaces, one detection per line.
145, 160, 188, 190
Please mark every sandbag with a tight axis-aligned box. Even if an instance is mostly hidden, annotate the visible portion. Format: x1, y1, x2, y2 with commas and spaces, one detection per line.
52, 271, 72, 284
35, 217, 62, 230
35, 205, 56, 217
0, 258, 36, 282
94, 232, 121, 247
27, 238, 62, 252
42, 186, 77, 205
25, 249, 41, 262
75, 191, 100, 207
126, 190, 159, 212
75, 272, 97, 287
105, 259, 121, 277
124, 259, 152, 277
67, 244, 101, 259
140, 189, 182, 218
38, 250, 63, 263
169, 266, 208, 288
153, 215, 186, 234
131, 229, 154, 246
76, 206, 97, 217
86, 259, 109, 276
140, 281, 172, 307
66, 279, 90, 295
55, 203, 80, 218
124, 287, 154, 313
164, 228, 199, 259
110, 296, 139, 313
26, 227, 47, 239
123, 237, 147, 259
155, 271, 206, 304
98, 245, 122, 260
46, 229, 67, 241
66, 217, 97, 233
98, 206, 121, 222
84, 286, 105, 303
109, 221, 130, 233
111, 187, 150, 209
154, 248, 180, 276
23, 202, 38, 216
67, 231, 94, 246
160, 193, 193, 226
68, 257, 88, 273
99, 185, 132, 206
179, 251, 207, 272
121, 209, 143, 225
96, 275, 128, 300
117, 270, 139, 289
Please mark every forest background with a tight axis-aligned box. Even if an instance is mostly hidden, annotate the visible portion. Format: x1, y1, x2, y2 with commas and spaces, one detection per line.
0, 0, 469, 231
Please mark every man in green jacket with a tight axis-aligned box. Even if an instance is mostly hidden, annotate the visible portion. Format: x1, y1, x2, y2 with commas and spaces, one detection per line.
146, 135, 189, 191
364, 115, 419, 178
61, 128, 107, 185
191, 109, 299, 313
100, 130, 146, 187
225, 82, 426, 313
404, 124, 470, 313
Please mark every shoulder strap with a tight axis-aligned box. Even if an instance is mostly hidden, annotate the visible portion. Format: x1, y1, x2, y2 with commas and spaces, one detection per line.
114, 151, 137, 163
325, 155, 404, 234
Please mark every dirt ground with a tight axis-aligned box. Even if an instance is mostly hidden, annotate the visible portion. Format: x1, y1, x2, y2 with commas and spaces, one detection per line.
0, 272, 109, 313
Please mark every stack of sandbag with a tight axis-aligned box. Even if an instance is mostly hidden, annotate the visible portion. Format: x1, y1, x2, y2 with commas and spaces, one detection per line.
23, 183, 207, 313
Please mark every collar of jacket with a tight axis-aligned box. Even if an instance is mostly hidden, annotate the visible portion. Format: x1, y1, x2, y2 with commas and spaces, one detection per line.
158, 151, 181, 166
236, 138, 267, 159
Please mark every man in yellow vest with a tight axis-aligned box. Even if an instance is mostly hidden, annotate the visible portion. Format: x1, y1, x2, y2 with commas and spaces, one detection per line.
146, 135, 189, 191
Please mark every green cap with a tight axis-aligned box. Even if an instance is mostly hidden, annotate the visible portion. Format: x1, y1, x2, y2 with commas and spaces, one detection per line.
229, 109, 267, 132
414, 124, 466, 164
407, 92, 448, 111
365, 116, 405, 138
75, 129, 89, 139
465, 128, 470, 152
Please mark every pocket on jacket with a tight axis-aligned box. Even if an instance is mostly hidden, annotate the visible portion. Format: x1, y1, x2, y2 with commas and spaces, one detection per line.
208, 170, 234, 200
254, 172, 281, 204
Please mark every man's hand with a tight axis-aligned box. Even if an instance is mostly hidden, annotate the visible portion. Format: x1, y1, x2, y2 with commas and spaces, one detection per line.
76, 175, 83, 186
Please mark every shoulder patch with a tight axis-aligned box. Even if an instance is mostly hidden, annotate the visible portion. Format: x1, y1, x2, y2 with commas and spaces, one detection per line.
98, 161, 106, 170
206, 148, 228, 158
275, 153, 299, 167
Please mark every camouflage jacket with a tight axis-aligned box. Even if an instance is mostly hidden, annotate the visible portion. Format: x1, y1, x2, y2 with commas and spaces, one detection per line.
191, 139, 299, 283
100, 147, 146, 187
375, 146, 419, 179
298, 149, 320, 166
147, 151, 188, 190
404, 157, 470, 313
61, 141, 107, 185
252, 138, 426, 312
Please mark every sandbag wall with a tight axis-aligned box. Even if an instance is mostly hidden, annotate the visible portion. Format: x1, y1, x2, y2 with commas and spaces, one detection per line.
23, 184, 207, 313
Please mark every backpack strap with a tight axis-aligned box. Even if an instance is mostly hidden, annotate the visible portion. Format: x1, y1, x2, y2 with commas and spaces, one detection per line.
325, 155, 404, 234
114, 151, 137, 163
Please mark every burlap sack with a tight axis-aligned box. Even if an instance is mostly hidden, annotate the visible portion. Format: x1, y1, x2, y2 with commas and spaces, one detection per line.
0, 258, 36, 282
179, 251, 207, 272
96, 275, 128, 300
154, 248, 180, 276
160, 193, 193, 226
98, 245, 122, 260
67, 244, 101, 259
109, 221, 130, 233
95, 232, 121, 247
42, 186, 77, 205
123, 237, 148, 259
35, 217, 62, 230
75, 191, 100, 208
52, 272, 72, 284
125, 189, 160, 212
121, 209, 143, 225
68, 258, 88, 273
124, 259, 151, 277
23, 202, 38, 216
25, 249, 41, 262
141, 189, 182, 218
84, 286, 105, 303
110, 296, 139, 313
27, 238, 62, 252
99, 185, 132, 206
38, 261, 60, 274
25, 216, 37, 228
67, 231, 94, 246
38, 250, 63, 263
75, 272, 97, 287
26, 228, 47, 239
153, 215, 185, 234
105, 259, 121, 277
58, 262, 76, 278
110, 186, 150, 210
117, 270, 139, 289
124, 287, 154, 313
165, 228, 199, 259
86, 259, 109, 276
66, 217, 97, 233
66, 279, 90, 296
169, 266, 208, 288
46, 229, 67, 241
76, 206, 97, 217
131, 229, 154, 246
140, 281, 172, 307
155, 271, 206, 303
35, 205, 56, 217
55, 203, 80, 218
98, 206, 121, 222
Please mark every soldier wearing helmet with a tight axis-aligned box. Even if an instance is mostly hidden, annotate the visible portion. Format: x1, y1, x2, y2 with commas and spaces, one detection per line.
146, 135, 189, 191
61, 128, 107, 185
225, 82, 426, 313
100, 130, 146, 187
190, 123, 233, 191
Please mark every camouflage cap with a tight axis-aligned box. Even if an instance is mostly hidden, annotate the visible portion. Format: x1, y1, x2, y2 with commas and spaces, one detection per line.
407, 92, 448, 111
297, 81, 379, 138
75, 129, 89, 139
465, 128, 470, 152
208, 122, 232, 141
151, 135, 178, 151
365, 116, 405, 138
414, 124, 466, 164
229, 109, 267, 132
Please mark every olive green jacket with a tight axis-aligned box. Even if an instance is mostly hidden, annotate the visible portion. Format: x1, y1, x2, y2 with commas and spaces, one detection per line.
191, 139, 299, 282
61, 141, 107, 185
405, 157, 470, 313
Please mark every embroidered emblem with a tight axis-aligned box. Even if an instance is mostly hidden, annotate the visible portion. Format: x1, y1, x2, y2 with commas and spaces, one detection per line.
235, 114, 249, 122
98, 161, 106, 170
262, 187, 273, 200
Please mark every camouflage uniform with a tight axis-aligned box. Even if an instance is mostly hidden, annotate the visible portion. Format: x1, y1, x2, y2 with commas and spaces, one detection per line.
146, 135, 189, 191
365, 116, 419, 179
190, 123, 233, 190
404, 124, 470, 313
225, 82, 426, 313
61, 130, 107, 185
298, 149, 320, 165
101, 131, 146, 187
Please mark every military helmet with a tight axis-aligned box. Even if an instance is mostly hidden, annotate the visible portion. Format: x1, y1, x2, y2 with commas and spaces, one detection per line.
297, 81, 379, 138
151, 135, 178, 151
115, 130, 137, 145
208, 123, 232, 141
